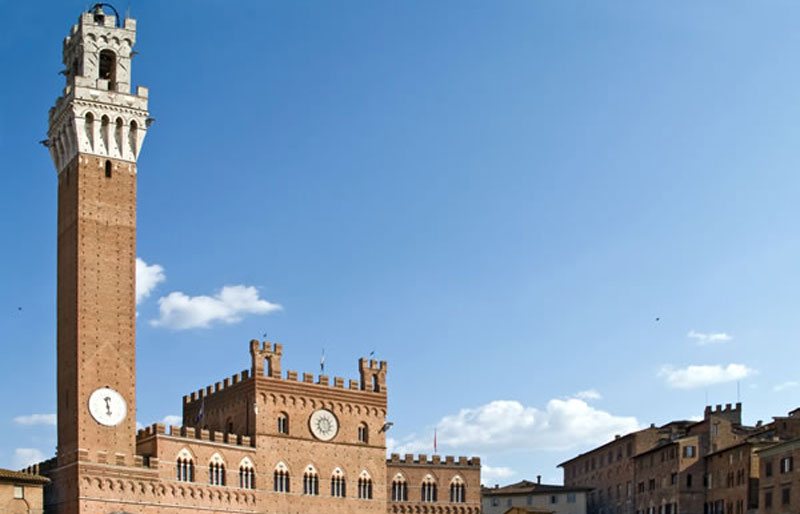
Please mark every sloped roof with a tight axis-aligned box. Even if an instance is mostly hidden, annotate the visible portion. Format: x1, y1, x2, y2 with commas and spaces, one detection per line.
0, 468, 50, 484
503, 507, 554, 514
482, 479, 591, 496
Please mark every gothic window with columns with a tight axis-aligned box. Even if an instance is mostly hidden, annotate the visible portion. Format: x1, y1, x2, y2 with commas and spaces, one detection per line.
274, 462, 290, 493
176, 449, 194, 482
391, 473, 408, 501
421, 475, 438, 503
450, 476, 466, 503
239, 458, 255, 489
331, 468, 346, 498
303, 465, 319, 495
208, 453, 226, 486
358, 470, 373, 499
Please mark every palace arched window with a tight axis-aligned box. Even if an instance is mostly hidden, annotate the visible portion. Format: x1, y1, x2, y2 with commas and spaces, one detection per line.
274, 462, 290, 493
238, 458, 255, 489
450, 476, 466, 503
331, 468, 346, 498
303, 465, 319, 495
176, 449, 194, 482
421, 474, 438, 503
358, 470, 373, 500
277, 412, 289, 434
98, 49, 117, 90
209, 453, 226, 486
358, 422, 368, 443
391, 473, 408, 502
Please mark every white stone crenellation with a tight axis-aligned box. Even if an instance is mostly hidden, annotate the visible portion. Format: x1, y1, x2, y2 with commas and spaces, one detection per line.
47, 9, 149, 173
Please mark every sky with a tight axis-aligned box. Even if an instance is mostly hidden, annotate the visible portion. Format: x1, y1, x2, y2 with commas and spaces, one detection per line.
2, 0, 800, 486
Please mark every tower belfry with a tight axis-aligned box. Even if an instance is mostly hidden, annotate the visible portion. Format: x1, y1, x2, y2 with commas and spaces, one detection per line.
48, 3, 148, 470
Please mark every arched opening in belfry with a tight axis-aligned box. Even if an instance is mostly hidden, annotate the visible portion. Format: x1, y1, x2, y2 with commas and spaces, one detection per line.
372, 374, 380, 392
98, 49, 117, 90
263, 357, 271, 377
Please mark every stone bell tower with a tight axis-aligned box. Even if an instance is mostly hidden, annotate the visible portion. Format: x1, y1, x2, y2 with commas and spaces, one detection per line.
47, 4, 149, 467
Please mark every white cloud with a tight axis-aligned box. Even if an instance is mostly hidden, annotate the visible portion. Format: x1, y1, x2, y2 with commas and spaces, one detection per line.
575, 389, 602, 401
687, 330, 732, 345
162, 415, 182, 426
659, 364, 754, 389
151, 285, 281, 330
136, 258, 166, 305
13, 448, 45, 469
390, 396, 640, 455
481, 465, 515, 486
774, 381, 800, 392
13, 414, 56, 426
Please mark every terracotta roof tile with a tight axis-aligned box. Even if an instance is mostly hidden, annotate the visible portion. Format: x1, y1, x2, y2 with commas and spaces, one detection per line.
0, 468, 50, 484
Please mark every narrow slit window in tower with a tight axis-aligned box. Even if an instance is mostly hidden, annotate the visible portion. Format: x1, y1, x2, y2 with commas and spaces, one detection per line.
105, 160, 112, 178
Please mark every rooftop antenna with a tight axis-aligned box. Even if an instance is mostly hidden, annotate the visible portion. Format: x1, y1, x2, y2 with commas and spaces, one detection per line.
737, 381, 740, 403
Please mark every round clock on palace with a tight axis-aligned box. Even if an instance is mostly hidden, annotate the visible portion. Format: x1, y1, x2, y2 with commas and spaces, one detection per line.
88, 387, 127, 427
309, 409, 339, 441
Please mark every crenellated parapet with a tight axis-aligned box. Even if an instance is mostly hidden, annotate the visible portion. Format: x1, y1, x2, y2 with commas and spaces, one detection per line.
185, 341, 387, 414
703, 402, 743, 425
388, 454, 481, 468
250, 340, 282, 378
136, 423, 255, 449
360, 358, 388, 393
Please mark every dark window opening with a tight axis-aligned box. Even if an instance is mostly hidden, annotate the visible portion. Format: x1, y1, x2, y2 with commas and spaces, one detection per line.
105, 160, 112, 178
99, 49, 117, 90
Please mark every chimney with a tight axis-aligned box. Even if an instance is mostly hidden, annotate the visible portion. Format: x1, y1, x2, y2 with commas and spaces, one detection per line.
537, 475, 541, 484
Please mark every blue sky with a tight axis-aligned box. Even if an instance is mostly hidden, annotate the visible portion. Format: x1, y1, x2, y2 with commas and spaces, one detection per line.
2, 0, 800, 485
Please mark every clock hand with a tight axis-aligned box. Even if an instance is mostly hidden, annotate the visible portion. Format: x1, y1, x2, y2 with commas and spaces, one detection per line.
104, 396, 112, 416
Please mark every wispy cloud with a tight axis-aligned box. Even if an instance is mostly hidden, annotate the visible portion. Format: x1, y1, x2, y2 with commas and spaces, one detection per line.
659, 363, 754, 389
136, 258, 166, 305
773, 381, 800, 392
482, 465, 515, 486
13, 448, 45, 469
575, 389, 602, 401
389, 394, 640, 455
162, 415, 182, 426
13, 414, 56, 426
151, 285, 281, 330
687, 330, 732, 346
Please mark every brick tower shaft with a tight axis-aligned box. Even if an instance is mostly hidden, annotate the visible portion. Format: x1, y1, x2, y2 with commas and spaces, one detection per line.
56, 155, 137, 460
47, 5, 149, 466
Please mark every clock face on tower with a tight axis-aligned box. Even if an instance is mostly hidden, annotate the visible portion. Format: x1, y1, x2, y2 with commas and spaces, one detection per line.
88, 387, 127, 427
309, 409, 339, 441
